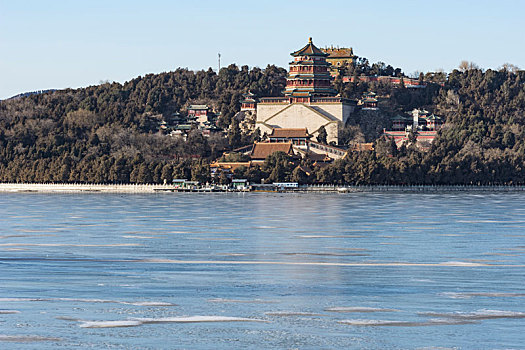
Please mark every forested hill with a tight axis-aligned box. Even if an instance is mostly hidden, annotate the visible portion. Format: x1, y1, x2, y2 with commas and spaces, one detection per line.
0, 65, 286, 183
331, 68, 525, 185
0, 63, 524, 185
426, 68, 525, 184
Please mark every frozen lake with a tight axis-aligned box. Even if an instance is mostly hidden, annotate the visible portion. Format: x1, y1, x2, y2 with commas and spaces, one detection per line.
1, 192, 524, 349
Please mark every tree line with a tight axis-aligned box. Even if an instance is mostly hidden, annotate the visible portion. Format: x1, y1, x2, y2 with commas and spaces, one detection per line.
0, 60, 523, 184
0, 64, 285, 183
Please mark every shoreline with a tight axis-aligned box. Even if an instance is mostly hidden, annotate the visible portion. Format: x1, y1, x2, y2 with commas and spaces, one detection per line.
1, 183, 525, 194
0, 183, 169, 193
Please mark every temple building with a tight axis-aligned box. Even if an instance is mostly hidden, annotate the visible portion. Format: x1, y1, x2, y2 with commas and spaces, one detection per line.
268, 128, 311, 146
342, 75, 428, 88
240, 91, 257, 111
321, 47, 355, 76
383, 109, 443, 148
184, 104, 221, 137
249, 142, 296, 164
255, 38, 355, 145
283, 38, 337, 98
187, 105, 216, 127
358, 91, 379, 110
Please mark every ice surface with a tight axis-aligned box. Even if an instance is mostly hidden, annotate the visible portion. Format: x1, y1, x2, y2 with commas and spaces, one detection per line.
325, 307, 399, 313
420, 309, 525, 320
265, 312, 324, 317
0, 335, 61, 342
338, 318, 476, 327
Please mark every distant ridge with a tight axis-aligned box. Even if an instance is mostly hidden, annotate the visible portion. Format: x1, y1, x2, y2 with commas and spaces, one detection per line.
5, 89, 56, 100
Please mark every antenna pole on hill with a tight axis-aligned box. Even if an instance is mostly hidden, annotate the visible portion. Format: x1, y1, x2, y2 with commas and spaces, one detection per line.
218, 53, 221, 73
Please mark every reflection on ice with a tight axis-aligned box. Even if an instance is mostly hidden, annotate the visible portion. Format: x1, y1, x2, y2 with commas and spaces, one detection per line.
126, 301, 176, 306
338, 318, 476, 327
329, 247, 369, 251
441, 292, 525, 299
56, 316, 81, 322
189, 237, 241, 241
135, 316, 268, 323
0, 335, 61, 342
208, 298, 276, 304
217, 253, 247, 256
61, 298, 176, 306
296, 235, 363, 238
0, 297, 175, 306
0, 243, 140, 247
411, 279, 435, 283
137, 258, 499, 267
279, 252, 369, 257
420, 309, 525, 320
265, 311, 324, 317
0, 298, 46, 302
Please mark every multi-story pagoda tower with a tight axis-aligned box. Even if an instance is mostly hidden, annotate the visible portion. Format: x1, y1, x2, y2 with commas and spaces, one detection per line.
284, 37, 337, 99
255, 38, 356, 144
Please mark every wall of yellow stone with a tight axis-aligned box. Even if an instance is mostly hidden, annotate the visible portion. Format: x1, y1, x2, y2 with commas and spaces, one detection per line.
256, 102, 354, 144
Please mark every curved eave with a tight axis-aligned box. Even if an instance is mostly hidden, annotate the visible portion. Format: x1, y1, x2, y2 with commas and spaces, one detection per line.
290, 44, 329, 57
287, 74, 333, 79
326, 55, 354, 59
291, 51, 329, 57
289, 61, 330, 66
284, 87, 337, 93
290, 40, 329, 57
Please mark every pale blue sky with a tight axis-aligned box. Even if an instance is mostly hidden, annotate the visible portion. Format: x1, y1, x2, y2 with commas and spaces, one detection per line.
1, 0, 524, 99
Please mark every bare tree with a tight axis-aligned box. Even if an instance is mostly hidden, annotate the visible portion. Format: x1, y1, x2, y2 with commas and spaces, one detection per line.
499, 63, 519, 73
459, 61, 479, 72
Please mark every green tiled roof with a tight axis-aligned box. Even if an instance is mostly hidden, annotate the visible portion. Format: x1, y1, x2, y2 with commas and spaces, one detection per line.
188, 105, 209, 110
175, 124, 193, 130
391, 115, 409, 121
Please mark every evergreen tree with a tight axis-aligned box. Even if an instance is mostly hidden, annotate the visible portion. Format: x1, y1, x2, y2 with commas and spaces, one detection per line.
317, 126, 328, 144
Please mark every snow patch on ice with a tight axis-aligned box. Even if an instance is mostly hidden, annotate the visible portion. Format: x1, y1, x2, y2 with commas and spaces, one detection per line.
325, 307, 399, 313
79, 320, 143, 328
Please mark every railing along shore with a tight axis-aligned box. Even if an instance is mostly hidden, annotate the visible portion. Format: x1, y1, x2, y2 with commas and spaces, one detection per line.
0, 183, 172, 193
0, 182, 524, 193
304, 184, 525, 192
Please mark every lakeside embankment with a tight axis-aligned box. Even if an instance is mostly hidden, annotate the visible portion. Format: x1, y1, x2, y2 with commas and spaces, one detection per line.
0, 183, 172, 193
1, 183, 525, 193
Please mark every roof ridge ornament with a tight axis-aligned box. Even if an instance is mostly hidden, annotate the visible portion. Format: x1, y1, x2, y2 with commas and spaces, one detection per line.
309, 37, 312, 43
